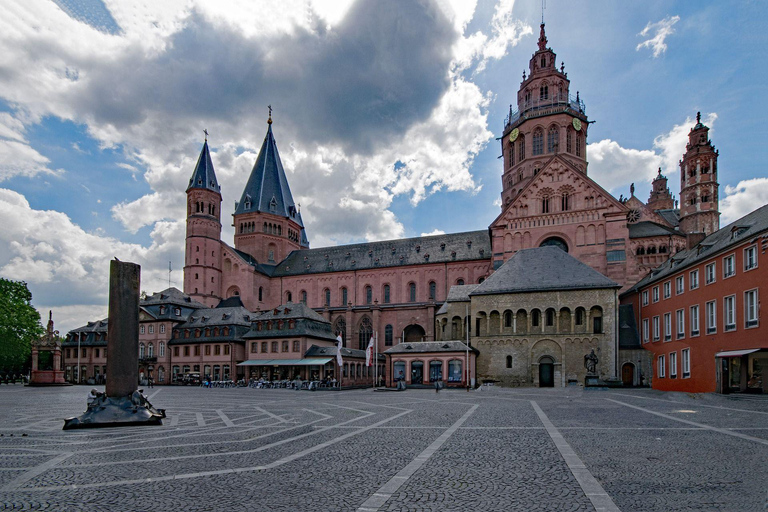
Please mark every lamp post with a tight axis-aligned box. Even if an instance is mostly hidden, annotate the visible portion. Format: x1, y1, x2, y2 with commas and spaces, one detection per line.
76, 333, 81, 384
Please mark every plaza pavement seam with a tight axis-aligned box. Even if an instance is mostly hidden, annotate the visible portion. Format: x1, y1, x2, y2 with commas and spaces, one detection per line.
1, 452, 73, 492
355, 404, 479, 512
215, 409, 235, 427
531, 400, 621, 512
610, 392, 768, 415
605, 398, 768, 447
16, 408, 413, 491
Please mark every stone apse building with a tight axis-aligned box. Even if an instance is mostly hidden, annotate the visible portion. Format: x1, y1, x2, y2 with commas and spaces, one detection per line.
66, 24, 734, 388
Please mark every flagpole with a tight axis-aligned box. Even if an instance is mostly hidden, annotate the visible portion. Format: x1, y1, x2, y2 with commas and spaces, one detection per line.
466, 303, 470, 392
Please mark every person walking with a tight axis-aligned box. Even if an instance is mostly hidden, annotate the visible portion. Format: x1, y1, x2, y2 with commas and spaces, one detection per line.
434, 379, 440, 393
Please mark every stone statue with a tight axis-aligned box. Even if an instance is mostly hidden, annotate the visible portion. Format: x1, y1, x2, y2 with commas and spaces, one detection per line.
584, 349, 598, 374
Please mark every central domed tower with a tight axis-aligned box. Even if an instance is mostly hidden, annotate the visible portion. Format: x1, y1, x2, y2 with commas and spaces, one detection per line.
499, 23, 589, 210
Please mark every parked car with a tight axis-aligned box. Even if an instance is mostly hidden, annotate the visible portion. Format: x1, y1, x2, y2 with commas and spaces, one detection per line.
181, 372, 201, 386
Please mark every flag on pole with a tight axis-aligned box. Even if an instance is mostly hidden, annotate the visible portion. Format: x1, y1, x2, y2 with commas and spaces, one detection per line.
365, 336, 374, 367
336, 335, 344, 368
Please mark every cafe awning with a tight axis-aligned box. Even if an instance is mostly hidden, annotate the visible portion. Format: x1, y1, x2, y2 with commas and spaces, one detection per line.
715, 349, 763, 358
237, 358, 333, 366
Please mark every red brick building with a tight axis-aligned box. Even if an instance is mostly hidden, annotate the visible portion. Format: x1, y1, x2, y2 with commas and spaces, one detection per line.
622, 205, 768, 393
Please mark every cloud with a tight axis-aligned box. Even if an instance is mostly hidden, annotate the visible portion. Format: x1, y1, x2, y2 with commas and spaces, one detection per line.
588, 112, 716, 195
0, 112, 62, 181
720, 178, 768, 225
421, 229, 446, 237
0, 188, 185, 333
636, 15, 680, 58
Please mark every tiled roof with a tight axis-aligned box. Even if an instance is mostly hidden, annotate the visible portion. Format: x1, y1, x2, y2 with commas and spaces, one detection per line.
304, 344, 383, 360
273, 230, 491, 277
186, 141, 220, 193
470, 246, 620, 295
252, 302, 327, 323
656, 209, 680, 228
623, 203, 768, 295
233, 124, 304, 235
628, 221, 680, 239
384, 340, 477, 355
244, 302, 336, 341
446, 284, 479, 302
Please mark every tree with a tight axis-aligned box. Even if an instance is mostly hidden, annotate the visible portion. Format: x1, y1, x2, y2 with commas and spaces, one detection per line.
0, 279, 44, 372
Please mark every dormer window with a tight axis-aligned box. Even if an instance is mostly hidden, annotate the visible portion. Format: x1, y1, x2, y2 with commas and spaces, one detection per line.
269, 197, 277, 213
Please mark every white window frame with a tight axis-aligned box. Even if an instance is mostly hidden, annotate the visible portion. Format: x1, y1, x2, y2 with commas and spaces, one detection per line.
663, 281, 671, 299
723, 254, 735, 278
690, 269, 699, 290
653, 316, 660, 341
681, 348, 690, 378
723, 295, 736, 331
652, 286, 659, 303
663, 312, 672, 341
642, 318, 649, 343
642, 290, 649, 306
706, 300, 717, 334
148, 325, 154, 334
160, 324, 165, 334
676, 309, 685, 339
745, 289, 759, 328
675, 276, 684, 295
705, 262, 716, 284
690, 305, 700, 336
658, 355, 666, 378
744, 245, 757, 271
140, 325, 145, 334
669, 351, 677, 378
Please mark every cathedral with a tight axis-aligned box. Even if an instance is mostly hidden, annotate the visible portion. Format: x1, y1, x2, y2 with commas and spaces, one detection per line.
65, 23, 726, 389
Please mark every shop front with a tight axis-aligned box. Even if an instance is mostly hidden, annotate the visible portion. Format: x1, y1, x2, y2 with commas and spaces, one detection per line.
716, 349, 768, 394
238, 358, 334, 382
385, 341, 477, 388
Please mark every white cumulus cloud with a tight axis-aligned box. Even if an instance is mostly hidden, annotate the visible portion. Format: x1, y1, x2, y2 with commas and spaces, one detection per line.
637, 15, 680, 58
720, 178, 768, 225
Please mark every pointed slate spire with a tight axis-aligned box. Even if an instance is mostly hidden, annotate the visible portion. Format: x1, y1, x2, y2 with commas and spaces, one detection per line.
187, 139, 220, 193
234, 118, 303, 229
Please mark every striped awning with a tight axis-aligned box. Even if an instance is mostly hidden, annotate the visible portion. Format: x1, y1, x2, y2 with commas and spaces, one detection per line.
237, 358, 333, 366
715, 349, 763, 358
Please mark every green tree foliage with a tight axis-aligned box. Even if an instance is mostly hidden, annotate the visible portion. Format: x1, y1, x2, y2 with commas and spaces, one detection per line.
0, 279, 44, 371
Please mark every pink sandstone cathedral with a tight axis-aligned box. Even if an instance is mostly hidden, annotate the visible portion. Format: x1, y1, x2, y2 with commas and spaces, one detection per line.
183, 23, 719, 353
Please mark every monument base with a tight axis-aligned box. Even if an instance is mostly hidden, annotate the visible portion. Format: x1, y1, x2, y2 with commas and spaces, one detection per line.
29, 370, 69, 386
63, 391, 165, 430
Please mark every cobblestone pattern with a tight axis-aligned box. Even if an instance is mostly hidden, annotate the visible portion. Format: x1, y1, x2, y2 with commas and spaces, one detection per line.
0, 386, 767, 511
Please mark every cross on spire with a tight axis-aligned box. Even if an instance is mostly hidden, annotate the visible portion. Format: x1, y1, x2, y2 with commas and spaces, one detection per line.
203, 128, 208, 142
268, 105, 273, 125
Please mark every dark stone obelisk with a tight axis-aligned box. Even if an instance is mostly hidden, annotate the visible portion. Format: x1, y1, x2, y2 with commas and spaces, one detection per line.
63, 259, 164, 429
106, 259, 140, 397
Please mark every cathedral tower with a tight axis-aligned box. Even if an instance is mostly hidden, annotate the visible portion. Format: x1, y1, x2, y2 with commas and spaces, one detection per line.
679, 113, 720, 235
646, 168, 675, 211
233, 113, 308, 264
184, 137, 223, 307
500, 23, 588, 210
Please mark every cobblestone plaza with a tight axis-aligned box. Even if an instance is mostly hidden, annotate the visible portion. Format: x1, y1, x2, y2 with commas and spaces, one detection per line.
0, 386, 766, 511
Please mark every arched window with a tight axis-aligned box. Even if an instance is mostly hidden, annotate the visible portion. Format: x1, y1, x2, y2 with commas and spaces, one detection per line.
539, 84, 548, 100
508, 141, 514, 165
341, 287, 348, 306
518, 137, 525, 160
139, 343, 145, 359
409, 283, 416, 302
532, 309, 541, 327
457, 279, 465, 286
541, 196, 550, 213
576, 134, 582, 157
532, 128, 544, 155
385, 324, 393, 346
286, 291, 292, 303
258, 287, 263, 302
300, 290, 307, 304
147, 343, 154, 357
566, 129, 573, 153
383, 284, 391, 304
504, 310, 513, 328
428, 281, 436, 300
506, 355, 513, 369
636, 247, 645, 255
365, 285, 372, 304
546, 308, 555, 326
324, 288, 331, 306
547, 126, 559, 153
561, 193, 570, 211
358, 317, 373, 350
159, 342, 165, 357
540, 237, 568, 253
333, 317, 346, 346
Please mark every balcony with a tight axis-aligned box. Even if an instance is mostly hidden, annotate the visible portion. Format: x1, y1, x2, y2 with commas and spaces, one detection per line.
504, 94, 586, 131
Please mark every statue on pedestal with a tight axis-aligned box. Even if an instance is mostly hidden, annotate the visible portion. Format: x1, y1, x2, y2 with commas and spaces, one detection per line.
584, 349, 599, 375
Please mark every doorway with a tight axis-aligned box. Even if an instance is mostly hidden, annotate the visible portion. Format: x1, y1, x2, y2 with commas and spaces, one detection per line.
411, 361, 424, 384
622, 363, 635, 386
539, 357, 554, 387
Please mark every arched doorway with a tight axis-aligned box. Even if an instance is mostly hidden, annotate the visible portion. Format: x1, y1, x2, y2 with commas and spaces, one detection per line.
539, 356, 555, 387
404, 324, 426, 343
622, 363, 635, 386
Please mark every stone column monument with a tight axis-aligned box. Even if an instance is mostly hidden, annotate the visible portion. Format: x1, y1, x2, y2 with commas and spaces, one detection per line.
63, 259, 165, 429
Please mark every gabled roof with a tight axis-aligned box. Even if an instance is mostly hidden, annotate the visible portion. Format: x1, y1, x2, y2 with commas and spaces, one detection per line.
656, 209, 680, 228
628, 221, 680, 239
470, 246, 619, 295
273, 230, 491, 277
234, 124, 303, 233
244, 302, 336, 341
618, 304, 641, 349
623, 204, 768, 295
384, 340, 478, 355
186, 141, 221, 193
142, 288, 207, 309
253, 302, 327, 323
446, 284, 479, 302
305, 344, 381, 360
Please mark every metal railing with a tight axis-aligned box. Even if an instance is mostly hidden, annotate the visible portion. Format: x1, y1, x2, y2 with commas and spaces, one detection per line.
504, 94, 586, 130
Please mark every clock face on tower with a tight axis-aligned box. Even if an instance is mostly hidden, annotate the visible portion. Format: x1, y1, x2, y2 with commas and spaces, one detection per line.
508, 128, 519, 143
572, 118, 582, 131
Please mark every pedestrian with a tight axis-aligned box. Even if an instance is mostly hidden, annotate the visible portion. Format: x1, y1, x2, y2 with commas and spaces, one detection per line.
434, 380, 440, 393
148, 376, 154, 389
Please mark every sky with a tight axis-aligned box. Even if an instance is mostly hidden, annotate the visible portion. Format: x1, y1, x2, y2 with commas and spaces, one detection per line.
1, 0, 767, 334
